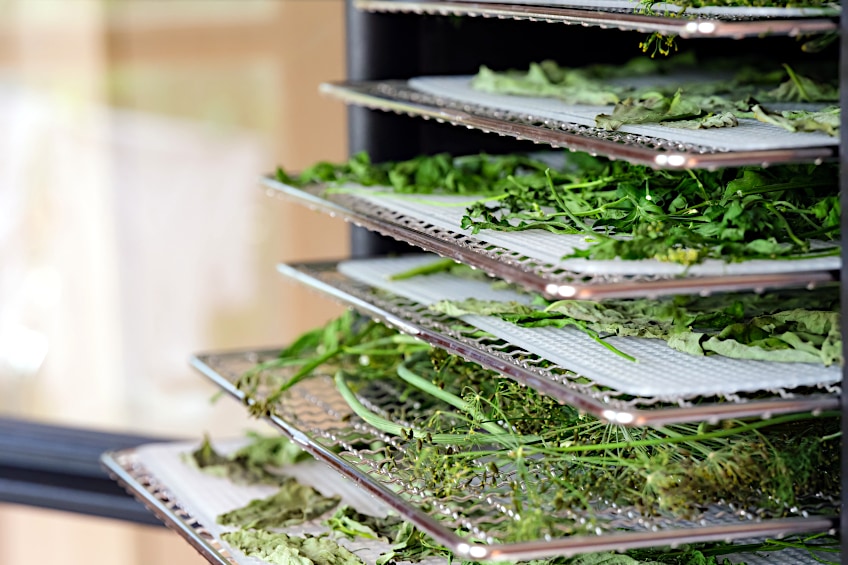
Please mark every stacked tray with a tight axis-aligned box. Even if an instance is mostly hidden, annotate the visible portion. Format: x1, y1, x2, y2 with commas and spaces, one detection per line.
190, 352, 839, 562
273, 257, 840, 425
355, 0, 839, 37
263, 175, 839, 299
320, 80, 839, 169
103, 440, 840, 565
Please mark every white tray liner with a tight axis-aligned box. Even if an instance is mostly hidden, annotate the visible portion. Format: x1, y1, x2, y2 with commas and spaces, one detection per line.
407, 76, 839, 151
133, 441, 827, 565
459, 0, 840, 17
345, 185, 840, 276
339, 255, 839, 397
135, 441, 403, 565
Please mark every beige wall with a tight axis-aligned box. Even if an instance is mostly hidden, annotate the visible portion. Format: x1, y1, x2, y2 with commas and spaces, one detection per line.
0, 1, 348, 562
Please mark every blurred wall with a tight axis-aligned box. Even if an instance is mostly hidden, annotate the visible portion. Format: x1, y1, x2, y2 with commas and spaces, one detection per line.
0, 1, 348, 562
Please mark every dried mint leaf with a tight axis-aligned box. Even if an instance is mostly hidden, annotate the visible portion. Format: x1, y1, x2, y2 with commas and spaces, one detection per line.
222, 530, 364, 565
596, 90, 702, 130
217, 477, 340, 529
186, 433, 311, 486
753, 104, 839, 136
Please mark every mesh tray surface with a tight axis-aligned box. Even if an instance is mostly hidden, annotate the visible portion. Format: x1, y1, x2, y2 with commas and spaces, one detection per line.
103, 442, 425, 565
277, 260, 839, 425
191, 351, 839, 562
408, 76, 838, 152
321, 81, 836, 169
337, 185, 840, 277
264, 178, 838, 300
460, 0, 840, 16
337, 255, 840, 397
104, 441, 837, 565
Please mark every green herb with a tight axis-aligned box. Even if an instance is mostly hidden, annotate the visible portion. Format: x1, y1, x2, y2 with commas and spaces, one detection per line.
324, 505, 403, 542
278, 151, 839, 265
470, 60, 838, 132
279, 151, 553, 195
660, 111, 738, 129
388, 257, 459, 280
753, 104, 840, 136
596, 90, 702, 130
765, 63, 840, 103
217, 477, 340, 529
627, 533, 839, 565
222, 530, 364, 565
638, 32, 678, 58
238, 313, 840, 532
430, 286, 842, 365
186, 433, 310, 485
376, 521, 452, 565
472, 62, 621, 105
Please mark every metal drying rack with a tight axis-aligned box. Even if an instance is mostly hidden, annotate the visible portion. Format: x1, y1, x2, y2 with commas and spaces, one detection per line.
273, 260, 840, 426
102, 450, 237, 565
320, 81, 838, 170
191, 350, 839, 562
262, 176, 839, 300
355, 0, 839, 37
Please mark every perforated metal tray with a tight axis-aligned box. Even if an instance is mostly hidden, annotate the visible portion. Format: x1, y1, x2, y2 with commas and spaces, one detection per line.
101, 443, 425, 565
355, 0, 838, 38
104, 441, 838, 565
262, 177, 838, 300
320, 81, 837, 169
191, 351, 839, 562
273, 260, 839, 426
102, 449, 239, 565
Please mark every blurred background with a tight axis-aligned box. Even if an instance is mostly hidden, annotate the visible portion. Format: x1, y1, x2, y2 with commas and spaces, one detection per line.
0, 0, 348, 561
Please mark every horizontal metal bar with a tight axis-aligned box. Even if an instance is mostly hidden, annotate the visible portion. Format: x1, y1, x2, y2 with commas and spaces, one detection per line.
320, 81, 837, 170
355, 0, 838, 38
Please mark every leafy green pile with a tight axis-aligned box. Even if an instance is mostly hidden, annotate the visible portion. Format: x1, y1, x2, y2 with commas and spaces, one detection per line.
470, 59, 839, 133
222, 529, 364, 565
238, 313, 840, 533
187, 433, 311, 485
429, 285, 841, 365
324, 505, 403, 543
276, 152, 839, 265
217, 477, 341, 529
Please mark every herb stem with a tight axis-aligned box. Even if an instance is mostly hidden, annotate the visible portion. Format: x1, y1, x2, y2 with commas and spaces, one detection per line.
396, 363, 508, 438
389, 258, 457, 281
538, 411, 839, 455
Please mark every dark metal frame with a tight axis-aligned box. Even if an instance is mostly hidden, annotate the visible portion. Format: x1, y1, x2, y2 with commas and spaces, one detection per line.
347, 2, 846, 562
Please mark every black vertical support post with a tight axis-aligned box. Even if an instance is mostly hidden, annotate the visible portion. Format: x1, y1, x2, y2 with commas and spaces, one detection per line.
346, 0, 421, 258
841, 8, 847, 563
